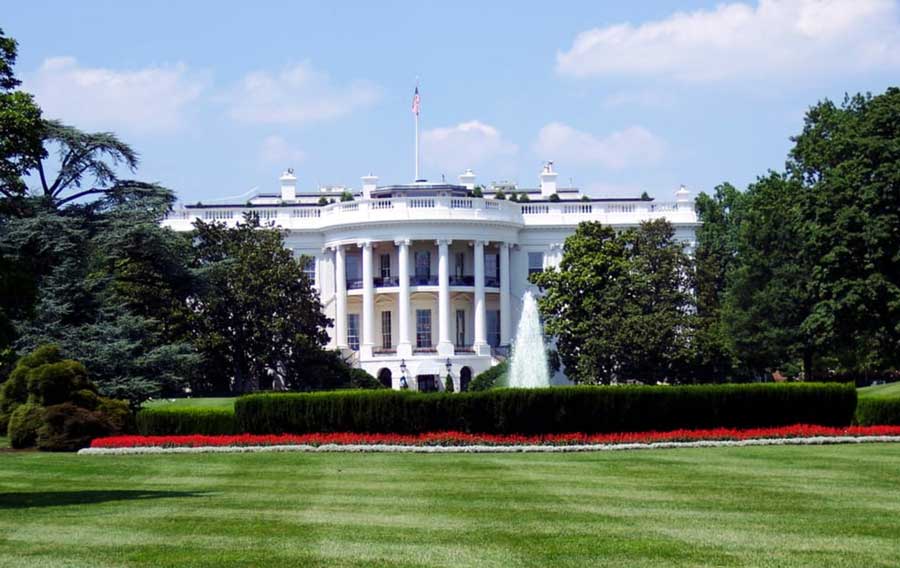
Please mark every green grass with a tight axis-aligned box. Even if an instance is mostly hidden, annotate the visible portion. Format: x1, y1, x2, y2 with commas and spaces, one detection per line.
2, 445, 900, 567
142, 397, 236, 409
858, 382, 900, 399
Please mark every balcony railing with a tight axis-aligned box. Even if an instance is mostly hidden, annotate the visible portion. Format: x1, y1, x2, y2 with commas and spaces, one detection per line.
350, 275, 501, 289
372, 347, 396, 355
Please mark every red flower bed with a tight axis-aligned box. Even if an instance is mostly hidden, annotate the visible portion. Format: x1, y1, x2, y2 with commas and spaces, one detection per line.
92, 425, 900, 449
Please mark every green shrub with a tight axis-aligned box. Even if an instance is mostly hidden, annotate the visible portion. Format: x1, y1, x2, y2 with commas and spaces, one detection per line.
27, 360, 92, 406
235, 383, 856, 435
8, 403, 43, 449
348, 368, 384, 390
549, 193, 560, 202
469, 361, 507, 391
0, 345, 64, 430
444, 374, 454, 393
97, 397, 133, 434
37, 403, 112, 452
136, 407, 236, 435
856, 397, 900, 425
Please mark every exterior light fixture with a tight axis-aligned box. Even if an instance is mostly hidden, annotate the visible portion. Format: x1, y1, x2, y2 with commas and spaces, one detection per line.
445, 358, 452, 372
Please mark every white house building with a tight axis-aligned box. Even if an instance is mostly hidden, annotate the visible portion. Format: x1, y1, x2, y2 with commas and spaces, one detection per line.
162, 163, 698, 392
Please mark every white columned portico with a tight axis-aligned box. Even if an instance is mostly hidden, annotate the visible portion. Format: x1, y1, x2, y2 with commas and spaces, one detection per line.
473, 240, 488, 355
334, 245, 348, 349
396, 239, 412, 358
437, 239, 453, 356
499, 242, 511, 346
360, 241, 374, 358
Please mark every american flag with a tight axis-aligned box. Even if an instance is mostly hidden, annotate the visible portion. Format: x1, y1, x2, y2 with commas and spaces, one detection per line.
411, 86, 420, 115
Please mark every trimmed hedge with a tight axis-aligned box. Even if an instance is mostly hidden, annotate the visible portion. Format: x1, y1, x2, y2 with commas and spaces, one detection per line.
856, 397, 900, 426
236, 383, 857, 435
136, 407, 236, 435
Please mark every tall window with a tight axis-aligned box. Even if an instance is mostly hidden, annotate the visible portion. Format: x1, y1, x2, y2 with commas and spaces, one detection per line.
416, 309, 432, 348
485, 253, 498, 278
302, 257, 316, 283
380, 254, 391, 278
414, 251, 430, 281
528, 252, 544, 276
487, 310, 500, 347
456, 309, 466, 347
348, 314, 360, 351
346, 254, 361, 281
455, 252, 465, 278
381, 311, 392, 349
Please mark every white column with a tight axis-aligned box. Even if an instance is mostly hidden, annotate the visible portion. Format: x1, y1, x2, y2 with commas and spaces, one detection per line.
334, 245, 348, 349
360, 241, 374, 358
396, 239, 412, 357
500, 242, 511, 346
473, 240, 488, 355
437, 239, 453, 356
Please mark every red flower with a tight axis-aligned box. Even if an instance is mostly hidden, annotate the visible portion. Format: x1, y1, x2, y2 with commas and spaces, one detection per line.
91, 425, 900, 449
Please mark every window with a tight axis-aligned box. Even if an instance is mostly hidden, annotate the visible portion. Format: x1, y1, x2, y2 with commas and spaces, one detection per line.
302, 257, 316, 283
528, 252, 544, 275
485, 253, 498, 278
487, 310, 500, 347
346, 254, 361, 280
380, 254, 391, 278
455, 252, 465, 278
348, 314, 360, 351
456, 310, 466, 347
416, 309, 432, 348
381, 311, 392, 349
416, 375, 437, 392
414, 251, 430, 279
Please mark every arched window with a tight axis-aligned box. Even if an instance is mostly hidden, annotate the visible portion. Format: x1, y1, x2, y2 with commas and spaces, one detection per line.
459, 367, 472, 392
377, 368, 392, 389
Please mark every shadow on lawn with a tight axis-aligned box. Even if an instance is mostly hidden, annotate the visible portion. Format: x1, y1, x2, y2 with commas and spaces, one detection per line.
0, 490, 207, 509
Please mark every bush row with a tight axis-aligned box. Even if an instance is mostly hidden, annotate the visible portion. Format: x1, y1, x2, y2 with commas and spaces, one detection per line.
136, 407, 236, 435
234, 383, 857, 435
856, 397, 900, 426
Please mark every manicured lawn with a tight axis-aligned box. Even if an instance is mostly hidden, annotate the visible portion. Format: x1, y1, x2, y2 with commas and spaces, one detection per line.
1, 445, 899, 566
142, 397, 236, 409
859, 382, 900, 399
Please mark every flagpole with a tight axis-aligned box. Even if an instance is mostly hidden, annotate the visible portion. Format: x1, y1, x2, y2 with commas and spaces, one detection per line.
415, 108, 419, 181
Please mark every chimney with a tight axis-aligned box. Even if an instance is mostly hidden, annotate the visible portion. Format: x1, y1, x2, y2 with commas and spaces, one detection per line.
675, 184, 691, 203
458, 168, 477, 190
361, 174, 378, 200
539, 161, 558, 198
280, 169, 297, 201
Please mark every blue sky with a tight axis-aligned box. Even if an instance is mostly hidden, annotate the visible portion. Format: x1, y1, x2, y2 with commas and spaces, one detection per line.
6, 0, 900, 202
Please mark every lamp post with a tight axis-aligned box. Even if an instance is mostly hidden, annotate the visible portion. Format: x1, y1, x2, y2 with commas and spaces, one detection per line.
399, 359, 408, 390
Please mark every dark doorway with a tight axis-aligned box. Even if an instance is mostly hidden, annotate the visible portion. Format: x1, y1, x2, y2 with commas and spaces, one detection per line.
459, 367, 472, 392
416, 375, 438, 392
377, 368, 392, 389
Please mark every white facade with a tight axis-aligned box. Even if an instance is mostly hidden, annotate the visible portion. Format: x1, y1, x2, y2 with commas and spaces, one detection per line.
163, 165, 699, 392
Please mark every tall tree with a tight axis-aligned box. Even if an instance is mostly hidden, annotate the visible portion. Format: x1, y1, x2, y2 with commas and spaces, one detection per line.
190, 215, 331, 392
692, 182, 745, 379
0, 28, 44, 205
532, 220, 694, 384
789, 89, 900, 374
722, 173, 814, 378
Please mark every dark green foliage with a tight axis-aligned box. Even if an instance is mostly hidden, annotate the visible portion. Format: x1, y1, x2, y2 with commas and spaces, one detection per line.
348, 368, 383, 390
26, 360, 91, 406
855, 398, 900, 426
340, 191, 354, 202
640, 191, 650, 200
236, 383, 856, 435
518, 193, 530, 202
533, 220, 695, 384
444, 374, 454, 393
508, 193, 518, 203
317, 196, 328, 205
494, 189, 506, 200
471, 186, 484, 198
469, 361, 507, 391
0, 344, 62, 429
8, 402, 42, 448
191, 215, 330, 393
548, 193, 560, 202
136, 407, 235, 435
36, 403, 111, 451
97, 397, 132, 433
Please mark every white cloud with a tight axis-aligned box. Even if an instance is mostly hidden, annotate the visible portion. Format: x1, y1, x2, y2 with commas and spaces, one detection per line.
259, 135, 306, 165
25, 56, 205, 132
534, 123, 665, 169
421, 120, 518, 174
557, 0, 900, 82
227, 62, 381, 124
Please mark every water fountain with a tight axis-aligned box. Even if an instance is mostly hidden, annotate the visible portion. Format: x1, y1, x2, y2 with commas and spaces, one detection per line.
506, 291, 551, 388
